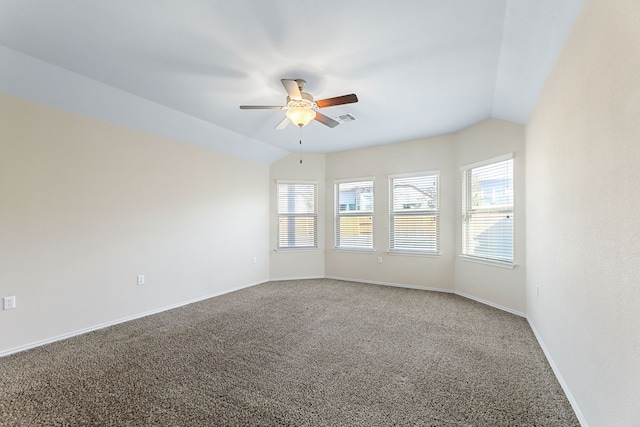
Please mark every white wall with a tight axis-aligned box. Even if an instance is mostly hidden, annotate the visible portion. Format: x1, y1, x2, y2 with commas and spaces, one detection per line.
269, 153, 326, 280
0, 94, 270, 355
1, 94, 525, 358
324, 135, 456, 290
267, 121, 526, 315
526, 0, 640, 425
454, 119, 526, 314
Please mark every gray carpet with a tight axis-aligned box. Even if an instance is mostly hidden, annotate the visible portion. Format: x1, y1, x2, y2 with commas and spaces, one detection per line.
0, 279, 579, 426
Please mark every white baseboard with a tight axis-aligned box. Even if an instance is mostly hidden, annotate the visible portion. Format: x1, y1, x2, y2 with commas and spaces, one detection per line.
324, 276, 526, 317
268, 275, 325, 282
527, 319, 589, 427
454, 290, 526, 318
324, 275, 455, 294
0, 280, 265, 358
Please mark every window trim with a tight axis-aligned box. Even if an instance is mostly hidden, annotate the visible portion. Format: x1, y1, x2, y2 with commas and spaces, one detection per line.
460, 154, 515, 266
334, 177, 375, 251
459, 153, 514, 173
276, 180, 318, 251
388, 171, 440, 255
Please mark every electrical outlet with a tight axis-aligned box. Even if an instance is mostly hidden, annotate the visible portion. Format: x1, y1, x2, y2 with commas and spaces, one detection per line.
252, 257, 257, 264
4, 296, 16, 310
377, 256, 383, 264
137, 275, 145, 286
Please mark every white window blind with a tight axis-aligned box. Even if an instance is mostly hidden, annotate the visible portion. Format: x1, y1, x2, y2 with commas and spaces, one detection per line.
277, 182, 317, 249
461, 157, 513, 263
390, 173, 439, 253
335, 180, 374, 249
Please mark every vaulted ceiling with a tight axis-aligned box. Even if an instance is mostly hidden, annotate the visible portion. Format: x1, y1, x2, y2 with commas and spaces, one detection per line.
0, 0, 583, 163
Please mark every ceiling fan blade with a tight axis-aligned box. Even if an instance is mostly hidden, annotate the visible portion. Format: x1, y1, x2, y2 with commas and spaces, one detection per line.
240, 105, 285, 109
316, 94, 358, 108
274, 116, 290, 130
281, 79, 302, 100
314, 111, 340, 128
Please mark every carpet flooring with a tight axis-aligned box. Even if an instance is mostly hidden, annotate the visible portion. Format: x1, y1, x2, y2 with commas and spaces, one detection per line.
0, 279, 579, 426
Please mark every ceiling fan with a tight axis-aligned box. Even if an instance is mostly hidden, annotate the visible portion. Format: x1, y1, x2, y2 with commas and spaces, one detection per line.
240, 79, 358, 129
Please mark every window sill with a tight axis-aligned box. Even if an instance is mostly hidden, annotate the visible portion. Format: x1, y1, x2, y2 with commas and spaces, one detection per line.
459, 255, 516, 269
387, 250, 440, 258
333, 247, 376, 254
275, 247, 319, 253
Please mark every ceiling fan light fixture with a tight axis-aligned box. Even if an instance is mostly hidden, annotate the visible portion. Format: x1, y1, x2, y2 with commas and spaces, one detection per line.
286, 107, 316, 127
240, 79, 358, 129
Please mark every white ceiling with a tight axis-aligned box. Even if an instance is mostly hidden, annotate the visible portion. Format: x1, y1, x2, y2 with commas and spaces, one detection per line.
0, 0, 583, 163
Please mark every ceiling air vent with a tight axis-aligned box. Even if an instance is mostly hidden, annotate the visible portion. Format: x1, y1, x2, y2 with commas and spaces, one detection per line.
334, 113, 357, 123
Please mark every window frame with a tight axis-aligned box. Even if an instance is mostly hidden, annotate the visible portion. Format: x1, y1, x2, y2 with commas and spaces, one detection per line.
388, 171, 440, 255
276, 180, 318, 251
334, 177, 375, 251
460, 154, 515, 268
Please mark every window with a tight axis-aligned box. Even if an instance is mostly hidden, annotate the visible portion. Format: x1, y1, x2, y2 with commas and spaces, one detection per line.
277, 182, 317, 249
389, 172, 439, 253
335, 179, 374, 249
461, 155, 514, 263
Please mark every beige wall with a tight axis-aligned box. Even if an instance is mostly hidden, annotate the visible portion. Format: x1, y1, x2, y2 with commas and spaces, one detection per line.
526, 0, 640, 425
2, 94, 525, 357
0, 94, 270, 355
324, 135, 457, 290
454, 119, 527, 314
269, 121, 526, 314
269, 153, 326, 279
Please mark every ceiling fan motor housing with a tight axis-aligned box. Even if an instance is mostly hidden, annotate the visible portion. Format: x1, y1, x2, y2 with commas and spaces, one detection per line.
286, 92, 316, 109
240, 78, 357, 129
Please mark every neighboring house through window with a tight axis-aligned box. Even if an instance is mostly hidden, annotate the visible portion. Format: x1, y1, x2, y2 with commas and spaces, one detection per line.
277, 181, 317, 249
335, 179, 374, 249
389, 172, 440, 254
461, 155, 514, 264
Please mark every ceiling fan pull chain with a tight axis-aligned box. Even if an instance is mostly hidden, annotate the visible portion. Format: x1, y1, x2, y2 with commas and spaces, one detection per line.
299, 127, 303, 164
